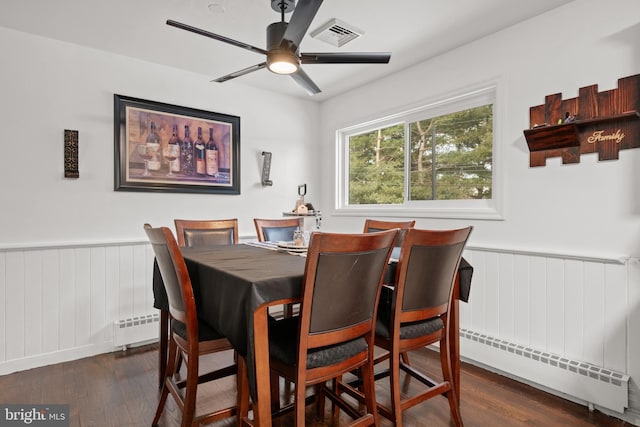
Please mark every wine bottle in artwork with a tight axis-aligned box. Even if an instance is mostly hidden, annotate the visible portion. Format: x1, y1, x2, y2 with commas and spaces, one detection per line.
165, 124, 181, 175
146, 121, 161, 171
206, 127, 219, 177
195, 127, 206, 176
181, 125, 194, 176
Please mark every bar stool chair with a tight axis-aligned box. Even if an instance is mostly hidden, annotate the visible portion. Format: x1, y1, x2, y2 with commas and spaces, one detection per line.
254, 217, 303, 243
266, 229, 399, 426
373, 226, 472, 427
156, 218, 240, 388
363, 219, 416, 251
145, 224, 246, 427
174, 218, 239, 247
254, 217, 304, 318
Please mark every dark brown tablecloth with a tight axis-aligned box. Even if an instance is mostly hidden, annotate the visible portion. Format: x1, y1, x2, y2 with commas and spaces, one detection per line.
153, 244, 473, 398
153, 244, 307, 397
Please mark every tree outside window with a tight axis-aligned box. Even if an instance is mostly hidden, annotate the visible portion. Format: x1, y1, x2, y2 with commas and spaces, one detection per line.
347, 105, 492, 205
409, 105, 492, 201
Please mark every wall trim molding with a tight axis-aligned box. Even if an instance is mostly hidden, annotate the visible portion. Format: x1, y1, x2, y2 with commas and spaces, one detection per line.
466, 244, 632, 265
1, 238, 633, 265
0, 235, 259, 252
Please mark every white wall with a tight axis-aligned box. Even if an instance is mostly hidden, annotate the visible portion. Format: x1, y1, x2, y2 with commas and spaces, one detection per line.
0, 26, 320, 247
319, 0, 640, 258
1, 0, 640, 423
319, 0, 640, 423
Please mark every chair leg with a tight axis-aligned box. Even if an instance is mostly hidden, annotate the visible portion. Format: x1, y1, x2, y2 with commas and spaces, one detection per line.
361, 359, 379, 427
237, 356, 250, 427
401, 352, 412, 393
270, 372, 281, 427
284, 303, 294, 318
389, 347, 404, 427
440, 339, 464, 427
295, 375, 306, 427
314, 383, 325, 421
331, 377, 341, 419
159, 310, 169, 389
175, 353, 184, 376
153, 338, 177, 426
181, 347, 199, 427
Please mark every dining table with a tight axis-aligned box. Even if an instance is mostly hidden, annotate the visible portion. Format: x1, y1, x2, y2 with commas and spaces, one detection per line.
152, 241, 473, 427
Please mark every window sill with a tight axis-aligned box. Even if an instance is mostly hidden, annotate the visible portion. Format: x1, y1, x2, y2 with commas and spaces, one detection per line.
332, 202, 504, 221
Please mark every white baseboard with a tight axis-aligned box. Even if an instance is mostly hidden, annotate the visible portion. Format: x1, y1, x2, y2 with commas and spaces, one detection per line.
0, 343, 124, 376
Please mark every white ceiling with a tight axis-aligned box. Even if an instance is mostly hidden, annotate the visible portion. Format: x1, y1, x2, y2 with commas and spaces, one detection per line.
0, 0, 574, 101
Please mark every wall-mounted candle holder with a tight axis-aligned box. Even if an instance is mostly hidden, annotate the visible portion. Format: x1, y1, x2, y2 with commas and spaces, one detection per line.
64, 129, 79, 178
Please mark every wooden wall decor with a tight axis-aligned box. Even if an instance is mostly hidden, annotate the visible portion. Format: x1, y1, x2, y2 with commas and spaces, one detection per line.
64, 129, 79, 178
524, 74, 640, 167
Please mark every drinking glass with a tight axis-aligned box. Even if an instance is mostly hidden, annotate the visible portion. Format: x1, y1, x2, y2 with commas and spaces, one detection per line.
136, 143, 153, 176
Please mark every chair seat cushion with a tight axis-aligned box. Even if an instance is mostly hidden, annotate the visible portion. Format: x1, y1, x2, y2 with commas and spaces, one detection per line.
376, 287, 443, 339
269, 316, 367, 369
171, 318, 225, 342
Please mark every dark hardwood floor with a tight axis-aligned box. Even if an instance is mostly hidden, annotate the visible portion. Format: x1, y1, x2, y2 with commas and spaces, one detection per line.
0, 344, 632, 427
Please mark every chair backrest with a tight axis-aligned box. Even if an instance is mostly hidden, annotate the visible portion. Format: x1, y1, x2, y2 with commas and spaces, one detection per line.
144, 224, 197, 341
174, 218, 238, 247
253, 217, 303, 242
393, 227, 472, 325
299, 229, 398, 351
363, 219, 415, 249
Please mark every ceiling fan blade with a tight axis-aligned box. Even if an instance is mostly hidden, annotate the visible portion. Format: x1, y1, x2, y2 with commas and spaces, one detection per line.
290, 67, 321, 96
301, 52, 391, 64
281, 0, 323, 50
212, 63, 268, 83
167, 20, 267, 56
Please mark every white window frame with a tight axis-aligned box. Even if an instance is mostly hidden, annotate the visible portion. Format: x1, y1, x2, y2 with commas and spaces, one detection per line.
334, 82, 504, 220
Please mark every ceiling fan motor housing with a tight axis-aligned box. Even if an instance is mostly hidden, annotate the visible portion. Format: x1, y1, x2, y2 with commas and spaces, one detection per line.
266, 21, 299, 74
267, 21, 289, 50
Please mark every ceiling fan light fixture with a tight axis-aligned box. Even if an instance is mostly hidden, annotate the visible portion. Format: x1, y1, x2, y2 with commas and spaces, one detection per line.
267, 50, 299, 74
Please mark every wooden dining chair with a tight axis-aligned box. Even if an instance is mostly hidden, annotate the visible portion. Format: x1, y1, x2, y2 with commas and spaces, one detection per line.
253, 217, 303, 243
267, 229, 399, 427
174, 218, 239, 247
145, 224, 247, 427
363, 219, 415, 249
372, 226, 472, 427
363, 219, 416, 367
254, 217, 304, 319
156, 218, 239, 385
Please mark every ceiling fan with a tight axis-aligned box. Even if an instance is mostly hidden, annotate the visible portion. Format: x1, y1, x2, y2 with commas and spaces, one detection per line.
166, 0, 391, 95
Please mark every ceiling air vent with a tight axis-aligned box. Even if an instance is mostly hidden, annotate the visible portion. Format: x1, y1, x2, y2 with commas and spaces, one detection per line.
310, 18, 363, 47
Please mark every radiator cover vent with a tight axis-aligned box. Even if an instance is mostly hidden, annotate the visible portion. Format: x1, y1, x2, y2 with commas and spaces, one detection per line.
113, 313, 159, 348
461, 328, 630, 413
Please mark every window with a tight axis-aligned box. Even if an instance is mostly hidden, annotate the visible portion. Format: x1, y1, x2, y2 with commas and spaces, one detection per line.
337, 85, 501, 219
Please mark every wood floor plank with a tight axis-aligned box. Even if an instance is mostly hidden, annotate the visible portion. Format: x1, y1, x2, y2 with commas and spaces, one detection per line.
0, 344, 633, 427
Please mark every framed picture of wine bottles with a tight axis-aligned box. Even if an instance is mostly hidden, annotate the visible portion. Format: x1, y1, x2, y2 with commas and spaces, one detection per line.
114, 94, 240, 194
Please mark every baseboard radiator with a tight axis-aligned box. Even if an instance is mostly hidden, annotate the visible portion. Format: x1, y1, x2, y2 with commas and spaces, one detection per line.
113, 313, 160, 349
460, 328, 630, 413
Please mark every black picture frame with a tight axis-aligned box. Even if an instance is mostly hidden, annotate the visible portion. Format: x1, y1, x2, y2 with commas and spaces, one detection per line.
114, 94, 240, 194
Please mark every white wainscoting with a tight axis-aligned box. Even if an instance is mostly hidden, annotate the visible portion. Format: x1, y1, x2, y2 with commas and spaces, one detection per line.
1, 241, 638, 423
0, 241, 155, 374
460, 247, 640, 424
